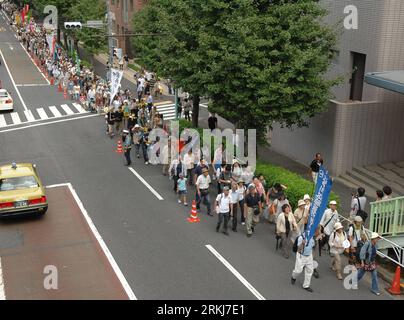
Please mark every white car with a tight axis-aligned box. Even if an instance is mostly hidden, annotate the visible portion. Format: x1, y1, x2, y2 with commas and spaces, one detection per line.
0, 89, 13, 111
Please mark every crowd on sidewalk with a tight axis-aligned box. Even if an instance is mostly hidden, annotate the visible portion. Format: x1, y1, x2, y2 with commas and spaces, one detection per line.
2, 3, 387, 297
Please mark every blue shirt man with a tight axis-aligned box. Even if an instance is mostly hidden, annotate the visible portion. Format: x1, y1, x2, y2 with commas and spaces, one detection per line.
291, 235, 316, 292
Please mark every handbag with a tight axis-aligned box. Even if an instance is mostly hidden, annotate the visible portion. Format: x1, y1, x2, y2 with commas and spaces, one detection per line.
363, 261, 377, 271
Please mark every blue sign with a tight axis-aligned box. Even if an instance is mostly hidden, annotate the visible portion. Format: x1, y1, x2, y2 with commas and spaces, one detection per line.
305, 166, 333, 241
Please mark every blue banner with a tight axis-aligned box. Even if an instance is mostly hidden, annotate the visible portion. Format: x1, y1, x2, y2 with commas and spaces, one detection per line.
305, 166, 333, 241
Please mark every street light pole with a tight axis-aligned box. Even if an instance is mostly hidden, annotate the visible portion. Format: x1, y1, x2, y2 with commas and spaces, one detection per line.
106, 0, 113, 81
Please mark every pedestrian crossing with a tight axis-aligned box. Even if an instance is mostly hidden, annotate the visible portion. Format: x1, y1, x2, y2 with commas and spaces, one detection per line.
155, 102, 201, 121
0, 103, 88, 128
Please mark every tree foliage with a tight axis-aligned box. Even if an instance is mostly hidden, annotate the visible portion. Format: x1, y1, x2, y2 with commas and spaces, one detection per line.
133, 0, 339, 143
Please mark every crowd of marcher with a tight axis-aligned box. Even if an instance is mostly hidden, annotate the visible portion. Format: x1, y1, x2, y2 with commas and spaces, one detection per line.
2, 2, 387, 297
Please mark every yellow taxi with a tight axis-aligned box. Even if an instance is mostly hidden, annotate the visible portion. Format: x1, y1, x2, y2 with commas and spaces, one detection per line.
0, 163, 48, 217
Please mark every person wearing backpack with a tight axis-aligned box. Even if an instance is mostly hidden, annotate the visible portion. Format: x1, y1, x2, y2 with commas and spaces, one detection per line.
215, 186, 232, 235
350, 187, 367, 222
348, 216, 365, 265
291, 234, 316, 293
328, 222, 349, 280
357, 232, 381, 296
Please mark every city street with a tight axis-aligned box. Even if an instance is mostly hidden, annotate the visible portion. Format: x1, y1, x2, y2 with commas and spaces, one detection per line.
0, 9, 398, 301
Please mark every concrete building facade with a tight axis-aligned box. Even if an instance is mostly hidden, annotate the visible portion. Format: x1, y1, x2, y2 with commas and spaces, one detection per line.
270, 0, 404, 176
109, 0, 146, 58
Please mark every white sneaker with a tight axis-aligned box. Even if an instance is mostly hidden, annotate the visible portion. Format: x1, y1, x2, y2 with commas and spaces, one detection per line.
178, 200, 182, 204
241, 222, 246, 226
145, 161, 149, 165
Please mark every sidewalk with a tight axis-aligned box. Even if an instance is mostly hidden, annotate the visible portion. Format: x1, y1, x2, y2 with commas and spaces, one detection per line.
93, 53, 173, 99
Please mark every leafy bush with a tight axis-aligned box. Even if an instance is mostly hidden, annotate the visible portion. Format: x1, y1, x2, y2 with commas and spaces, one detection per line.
255, 160, 340, 210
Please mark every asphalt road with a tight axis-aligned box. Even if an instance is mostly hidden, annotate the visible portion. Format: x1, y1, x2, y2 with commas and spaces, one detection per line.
0, 12, 397, 300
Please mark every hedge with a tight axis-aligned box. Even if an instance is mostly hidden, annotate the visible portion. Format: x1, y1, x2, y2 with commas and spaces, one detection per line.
255, 160, 340, 210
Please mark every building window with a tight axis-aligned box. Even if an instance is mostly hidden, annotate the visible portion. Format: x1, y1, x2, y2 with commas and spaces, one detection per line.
122, 0, 128, 24
130, 0, 134, 12
350, 51, 367, 101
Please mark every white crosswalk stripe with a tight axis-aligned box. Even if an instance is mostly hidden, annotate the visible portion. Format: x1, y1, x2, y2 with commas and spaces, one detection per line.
49, 106, 62, 118
72, 103, 86, 114
24, 110, 35, 122
36, 108, 49, 120
0, 115, 6, 127
10, 112, 22, 125
61, 104, 74, 115
155, 104, 193, 121
0, 104, 90, 129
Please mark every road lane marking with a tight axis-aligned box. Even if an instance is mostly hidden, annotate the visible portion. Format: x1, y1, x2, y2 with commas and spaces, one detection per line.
24, 110, 35, 122
0, 257, 5, 300
154, 100, 173, 106
72, 102, 86, 113
16, 84, 51, 87
0, 113, 98, 133
10, 112, 21, 124
205, 244, 266, 300
49, 106, 62, 118
128, 167, 164, 201
61, 104, 74, 115
0, 50, 28, 111
36, 108, 48, 120
0, 115, 6, 127
45, 183, 137, 300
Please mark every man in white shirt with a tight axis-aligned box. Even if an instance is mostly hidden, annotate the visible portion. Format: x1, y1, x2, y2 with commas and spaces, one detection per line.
183, 150, 195, 185
319, 200, 340, 253
196, 168, 212, 216
215, 186, 232, 235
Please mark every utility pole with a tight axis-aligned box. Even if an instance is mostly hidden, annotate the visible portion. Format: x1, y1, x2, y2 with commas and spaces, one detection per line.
106, 0, 113, 81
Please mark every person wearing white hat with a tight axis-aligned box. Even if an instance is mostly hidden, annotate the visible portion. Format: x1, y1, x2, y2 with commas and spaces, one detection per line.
294, 199, 308, 234
122, 129, 132, 166
357, 232, 381, 295
348, 215, 365, 265
319, 200, 340, 253
328, 222, 348, 280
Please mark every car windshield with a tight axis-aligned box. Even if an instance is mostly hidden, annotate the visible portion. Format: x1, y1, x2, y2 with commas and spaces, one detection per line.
0, 176, 38, 191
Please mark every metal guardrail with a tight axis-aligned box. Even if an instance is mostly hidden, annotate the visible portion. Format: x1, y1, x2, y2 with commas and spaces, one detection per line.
338, 214, 404, 268
370, 196, 404, 237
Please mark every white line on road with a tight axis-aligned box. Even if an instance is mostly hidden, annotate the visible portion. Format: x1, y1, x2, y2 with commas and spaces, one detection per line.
16, 84, 51, 87
61, 104, 74, 115
49, 106, 62, 118
24, 110, 35, 122
72, 102, 86, 114
10, 112, 21, 124
36, 107, 48, 120
128, 167, 164, 201
205, 244, 266, 300
0, 113, 97, 133
0, 257, 5, 300
0, 50, 28, 111
0, 115, 6, 127
45, 183, 137, 300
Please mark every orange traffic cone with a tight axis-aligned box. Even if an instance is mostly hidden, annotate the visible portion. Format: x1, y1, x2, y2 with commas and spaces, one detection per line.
187, 200, 200, 223
58, 82, 63, 92
116, 140, 123, 154
63, 88, 67, 100
387, 266, 402, 295
50, 77, 54, 85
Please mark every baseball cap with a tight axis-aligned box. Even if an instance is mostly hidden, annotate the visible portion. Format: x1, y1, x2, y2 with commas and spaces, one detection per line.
329, 200, 337, 205
223, 186, 230, 191
371, 232, 380, 240
334, 222, 343, 230
354, 216, 363, 223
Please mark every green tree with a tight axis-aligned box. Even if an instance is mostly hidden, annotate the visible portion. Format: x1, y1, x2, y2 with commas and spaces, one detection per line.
133, 0, 339, 142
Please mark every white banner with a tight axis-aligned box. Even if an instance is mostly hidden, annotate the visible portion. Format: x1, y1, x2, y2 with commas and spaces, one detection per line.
110, 68, 123, 105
